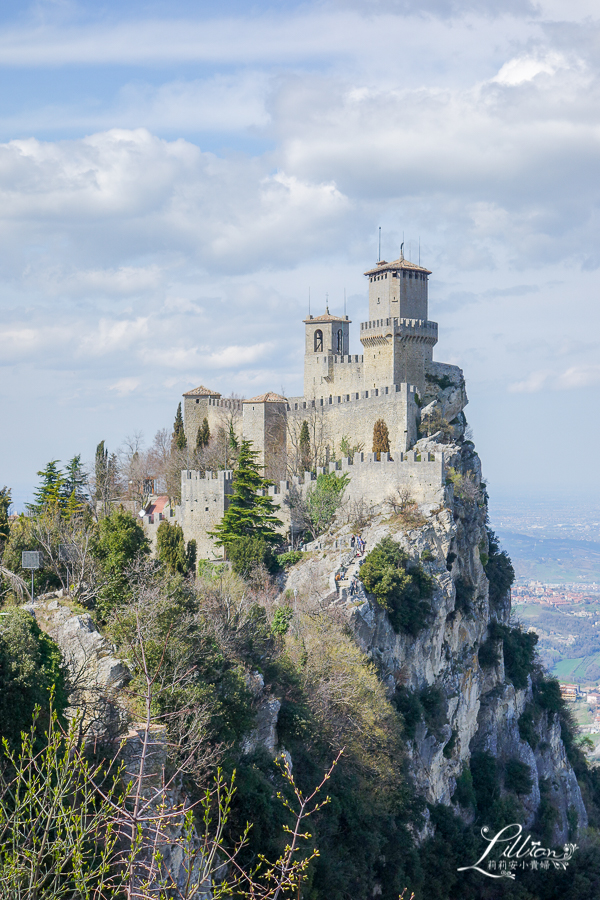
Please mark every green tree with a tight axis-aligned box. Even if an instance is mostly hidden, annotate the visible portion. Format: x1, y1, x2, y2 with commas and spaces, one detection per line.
209, 440, 282, 549
299, 420, 311, 471
28, 461, 65, 514
359, 536, 433, 635
173, 402, 187, 450
156, 520, 187, 574
372, 418, 390, 460
304, 471, 349, 539
227, 535, 277, 576
0, 608, 67, 748
196, 417, 211, 450
0, 486, 10, 549
91, 508, 150, 617
186, 539, 197, 574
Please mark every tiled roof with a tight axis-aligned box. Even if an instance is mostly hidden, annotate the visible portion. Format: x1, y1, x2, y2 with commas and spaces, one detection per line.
243, 392, 287, 403
364, 257, 432, 276
303, 312, 350, 324
183, 384, 221, 397
146, 495, 169, 516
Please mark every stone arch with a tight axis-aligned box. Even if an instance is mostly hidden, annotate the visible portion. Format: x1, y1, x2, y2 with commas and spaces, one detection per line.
314, 329, 323, 352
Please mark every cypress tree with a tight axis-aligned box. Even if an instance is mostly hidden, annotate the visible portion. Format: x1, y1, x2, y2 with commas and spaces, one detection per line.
209, 440, 283, 548
95, 441, 108, 502
372, 418, 390, 461
172, 403, 187, 450
196, 417, 210, 450
0, 486, 11, 548
299, 421, 311, 472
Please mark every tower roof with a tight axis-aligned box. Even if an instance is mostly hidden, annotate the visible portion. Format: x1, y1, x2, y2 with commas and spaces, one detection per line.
183, 384, 221, 397
303, 311, 351, 324
243, 392, 287, 403
364, 257, 431, 277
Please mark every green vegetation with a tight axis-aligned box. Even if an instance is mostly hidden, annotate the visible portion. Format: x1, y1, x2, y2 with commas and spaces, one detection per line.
504, 758, 533, 795
209, 440, 282, 550
359, 537, 433, 635
195, 416, 210, 450
91, 508, 150, 618
172, 401, 187, 450
0, 608, 67, 748
277, 550, 304, 569
304, 471, 349, 539
484, 529, 515, 608
227, 535, 278, 577
299, 420, 311, 472
156, 519, 187, 573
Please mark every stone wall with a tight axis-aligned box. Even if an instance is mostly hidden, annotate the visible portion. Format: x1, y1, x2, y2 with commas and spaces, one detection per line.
179, 469, 234, 559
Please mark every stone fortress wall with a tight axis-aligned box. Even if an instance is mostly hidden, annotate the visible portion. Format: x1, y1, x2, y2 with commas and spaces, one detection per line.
175, 253, 467, 558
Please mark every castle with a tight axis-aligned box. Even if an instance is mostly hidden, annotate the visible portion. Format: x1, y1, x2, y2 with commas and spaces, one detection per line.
144, 254, 468, 558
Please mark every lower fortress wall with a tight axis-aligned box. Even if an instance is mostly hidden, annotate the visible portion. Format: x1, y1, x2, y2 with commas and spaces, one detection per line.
178, 451, 445, 560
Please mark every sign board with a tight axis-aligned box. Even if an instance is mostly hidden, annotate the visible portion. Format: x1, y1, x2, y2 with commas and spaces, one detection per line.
59, 544, 78, 563
21, 551, 42, 570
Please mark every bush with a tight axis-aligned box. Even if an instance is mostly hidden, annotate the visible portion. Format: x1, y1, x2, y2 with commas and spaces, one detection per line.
518, 704, 539, 749
420, 685, 447, 740
0, 608, 67, 748
504, 759, 533, 796
359, 537, 433, 636
488, 622, 537, 690
271, 605, 293, 637
478, 635, 501, 669
535, 677, 564, 713
452, 766, 476, 808
91, 508, 150, 617
454, 576, 474, 614
226, 535, 277, 577
156, 520, 187, 574
277, 551, 304, 569
484, 530, 515, 608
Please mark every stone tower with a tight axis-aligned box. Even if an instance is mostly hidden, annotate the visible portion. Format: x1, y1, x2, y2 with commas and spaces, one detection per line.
303, 310, 351, 398
361, 256, 438, 394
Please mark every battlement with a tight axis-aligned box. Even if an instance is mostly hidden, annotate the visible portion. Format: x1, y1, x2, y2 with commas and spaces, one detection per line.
289, 382, 416, 410
361, 317, 438, 342
182, 469, 234, 483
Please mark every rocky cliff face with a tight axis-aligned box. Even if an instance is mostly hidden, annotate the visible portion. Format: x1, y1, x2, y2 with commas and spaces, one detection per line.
284, 396, 588, 845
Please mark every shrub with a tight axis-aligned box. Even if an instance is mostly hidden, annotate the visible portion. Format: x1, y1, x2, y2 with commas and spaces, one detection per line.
156, 520, 187, 574
453, 766, 476, 808
518, 704, 539, 749
277, 550, 304, 569
488, 622, 537, 690
421, 548, 435, 562
91, 508, 150, 617
470, 751, 500, 812
484, 530, 515, 608
478, 635, 501, 669
0, 608, 67, 748
359, 537, 433, 636
420, 685, 448, 740
226, 535, 277, 577
392, 686, 424, 739
535, 677, 564, 713
271, 605, 294, 637
504, 759, 533, 796
454, 576, 474, 614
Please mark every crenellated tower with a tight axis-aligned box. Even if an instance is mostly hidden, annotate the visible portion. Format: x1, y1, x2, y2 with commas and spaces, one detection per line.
361, 256, 438, 394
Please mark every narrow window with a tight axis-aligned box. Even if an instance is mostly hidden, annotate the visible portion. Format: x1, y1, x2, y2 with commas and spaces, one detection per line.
337, 329, 343, 353
314, 329, 323, 352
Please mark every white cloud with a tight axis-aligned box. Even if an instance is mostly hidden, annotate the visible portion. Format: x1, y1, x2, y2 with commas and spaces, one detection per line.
493, 52, 568, 86
109, 377, 140, 395
509, 365, 600, 393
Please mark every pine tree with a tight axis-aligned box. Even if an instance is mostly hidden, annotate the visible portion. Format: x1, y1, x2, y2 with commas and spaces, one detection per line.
156, 521, 187, 574
209, 440, 283, 548
372, 418, 390, 461
172, 403, 187, 450
299, 421, 311, 472
196, 418, 211, 451
63, 456, 88, 505
28, 462, 65, 514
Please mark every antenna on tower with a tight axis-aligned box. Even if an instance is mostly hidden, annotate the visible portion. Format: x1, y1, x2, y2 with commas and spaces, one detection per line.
400, 241, 404, 261
378, 226, 381, 262
308, 287, 311, 317
344, 287, 346, 317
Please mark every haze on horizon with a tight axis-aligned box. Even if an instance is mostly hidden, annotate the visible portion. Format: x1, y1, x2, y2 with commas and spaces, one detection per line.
1, 0, 599, 510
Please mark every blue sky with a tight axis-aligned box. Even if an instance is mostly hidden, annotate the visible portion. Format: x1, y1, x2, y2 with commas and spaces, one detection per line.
2, 0, 600, 511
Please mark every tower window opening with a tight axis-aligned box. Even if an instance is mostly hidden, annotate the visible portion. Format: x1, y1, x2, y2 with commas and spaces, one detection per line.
385, 273, 387, 278
314, 329, 323, 352
337, 329, 343, 353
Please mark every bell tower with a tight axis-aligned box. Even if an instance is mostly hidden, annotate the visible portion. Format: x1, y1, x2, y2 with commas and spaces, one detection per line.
303, 309, 351, 398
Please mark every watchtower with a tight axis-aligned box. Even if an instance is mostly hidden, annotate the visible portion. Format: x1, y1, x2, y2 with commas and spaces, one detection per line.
303, 309, 351, 397
361, 256, 437, 394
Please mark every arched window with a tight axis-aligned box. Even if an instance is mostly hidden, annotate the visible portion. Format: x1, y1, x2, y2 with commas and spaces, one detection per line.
337, 329, 343, 353
314, 329, 323, 352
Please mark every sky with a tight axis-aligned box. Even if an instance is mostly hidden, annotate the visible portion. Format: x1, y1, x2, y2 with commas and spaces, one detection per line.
1, 0, 600, 512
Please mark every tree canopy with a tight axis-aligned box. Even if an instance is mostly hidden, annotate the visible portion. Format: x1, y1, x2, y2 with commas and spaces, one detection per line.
209, 440, 282, 548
